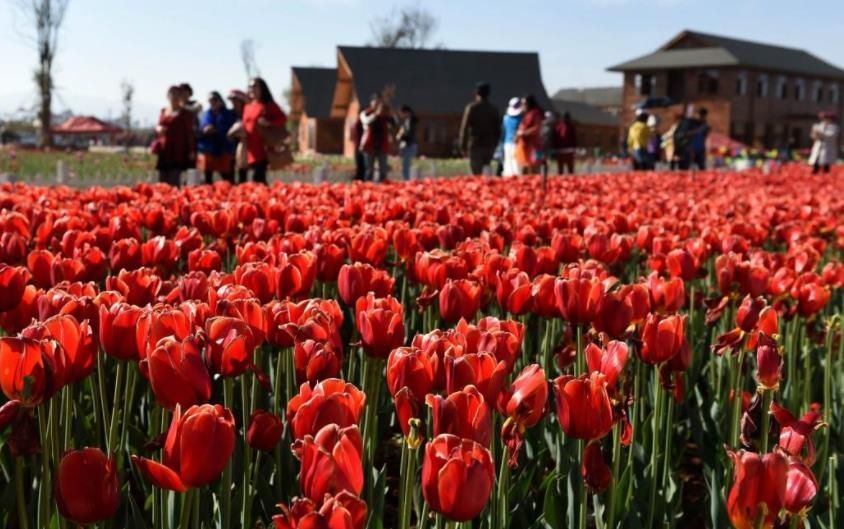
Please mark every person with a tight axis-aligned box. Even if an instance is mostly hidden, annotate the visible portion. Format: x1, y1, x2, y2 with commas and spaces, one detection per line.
686, 107, 710, 170
154, 85, 195, 186
627, 112, 651, 171
556, 111, 577, 174
808, 112, 839, 174
459, 82, 501, 175
516, 95, 543, 174
661, 114, 682, 170
646, 114, 660, 169
226, 89, 249, 184
351, 117, 366, 181
359, 93, 394, 182
242, 77, 287, 184
540, 110, 559, 176
197, 91, 237, 184
501, 97, 523, 177
396, 105, 418, 180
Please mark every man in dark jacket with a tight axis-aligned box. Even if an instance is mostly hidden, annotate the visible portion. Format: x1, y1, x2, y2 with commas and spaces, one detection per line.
459, 82, 501, 175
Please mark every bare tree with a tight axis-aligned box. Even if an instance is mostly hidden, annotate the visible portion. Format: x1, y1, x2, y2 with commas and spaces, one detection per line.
120, 79, 134, 149
15, 0, 71, 147
241, 39, 260, 80
369, 4, 438, 49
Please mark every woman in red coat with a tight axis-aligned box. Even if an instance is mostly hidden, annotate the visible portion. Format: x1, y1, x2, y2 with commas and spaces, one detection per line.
155, 85, 195, 186
242, 77, 287, 184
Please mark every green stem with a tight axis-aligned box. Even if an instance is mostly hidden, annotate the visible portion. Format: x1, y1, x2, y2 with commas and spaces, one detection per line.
220, 378, 234, 529
575, 325, 584, 376
37, 406, 52, 528
96, 351, 111, 443
398, 439, 418, 529
241, 372, 255, 528
273, 349, 285, 499
661, 391, 674, 489
646, 367, 664, 529
15, 457, 29, 529
729, 350, 747, 449
759, 389, 773, 454
497, 446, 511, 529
362, 355, 383, 478
178, 489, 195, 529
107, 360, 127, 453
606, 421, 623, 529
579, 440, 588, 529
121, 363, 138, 453
818, 316, 840, 483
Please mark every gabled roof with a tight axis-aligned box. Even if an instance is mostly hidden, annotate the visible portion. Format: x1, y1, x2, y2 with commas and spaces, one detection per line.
292, 67, 337, 119
552, 87, 621, 108
52, 116, 122, 134
608, 30, 844, 79
337, 46, 551, 114
551, 99, 618, 127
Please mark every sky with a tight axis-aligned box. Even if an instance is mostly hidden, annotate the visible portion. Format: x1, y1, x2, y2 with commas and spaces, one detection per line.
3, 0, 844, 126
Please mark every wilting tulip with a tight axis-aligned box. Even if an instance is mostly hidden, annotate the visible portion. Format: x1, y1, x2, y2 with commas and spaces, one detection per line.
553, 372, 613, 440
421, 434, 494, 522
386, 346, 435, 403
55, 448, 120, 524
272, 492, 367, 529
337, 263, 395, 306
585, 341, 628, 389
426, 386, 492, 447
0, 264, 30, 312
294, 339, 344, 384
355, 293, 405, 358
204, 316, 257, 377
554, 275, 603, 326
287, 379, 366, 441
294, 424, 364, 502
0, 336, 65, 407
247, 409, 285, 451
735, 295, 766, 333
139, 336, 211, 410
99, 302, 144, 360
783, 457, 819, 516
726, 449, 787, 529
133, 404, 236, 491
439, 278, 483, 323
499, 364, 547, 428
755, 344, 783, 390
771, 402, 824, 465
582, 441, 611, 492
639, 313, 687, 365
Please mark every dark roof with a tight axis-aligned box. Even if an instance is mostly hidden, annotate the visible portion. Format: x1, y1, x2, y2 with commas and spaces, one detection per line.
608, 30, 844, 79
292, 67, 337, 118
551, 99, 618, 127
338, 46, 551, 114
552, 87, 621, 108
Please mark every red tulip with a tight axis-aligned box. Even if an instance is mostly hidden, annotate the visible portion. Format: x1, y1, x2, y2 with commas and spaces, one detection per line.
421, 434, 494, 522
735, 295, 766, 333
530, 274, 558, 317
0, 284, 39, 334
135, 305, 192, 360
294, 339, 344, 384
582, 441, 611, 492
99, 302, 144, 360
553, 372, 613, 440
187, 249, 222, 273
0, 336, 65, 407
105, 268, 162, 306
132, 404, 236, 491
623, 283, 651, 324
665, 248, 697, 281
445, 351, 508, 405
425, 385, 492, 447
109, 237, 143, 272
771, 402, 824, 465
349, 229, 388, 266
22, 314, 95, 384
272, 492, 367, 529
276, 251, 317, 300
139, 336, 211, 410
0, 264, 30, 312
439, 279, 482, 323
647, 271, 685, 313
499, 364, 547, 429
247, 408, 285, 452
726, 449, 787, 529
495, 268, 533, 315
355, 293, 405, 358
755, 344, 783, 390
783, 457, 818, 516
593, 289, 633, 338
386, 346, 435, 402
585, 341, 628, 389
287, 379, 366, 441
337, 263, 395, 306
234, 262, 278, 304
204, 316, 257, 377
554, 275, 603, 326
294, 424, 364, 502
639, 313, 687, 365
55, 447, 120, 524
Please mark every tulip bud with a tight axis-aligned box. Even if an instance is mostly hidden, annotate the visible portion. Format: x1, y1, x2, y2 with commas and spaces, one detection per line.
755, 344, 783, 391
247, 409, 284, 452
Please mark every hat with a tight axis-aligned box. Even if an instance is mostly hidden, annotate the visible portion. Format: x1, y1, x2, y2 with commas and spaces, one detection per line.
227, 89, 248, 102
506, 97, 523, 117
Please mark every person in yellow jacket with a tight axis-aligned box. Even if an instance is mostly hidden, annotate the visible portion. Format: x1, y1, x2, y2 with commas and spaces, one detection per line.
628, 112, 651, 170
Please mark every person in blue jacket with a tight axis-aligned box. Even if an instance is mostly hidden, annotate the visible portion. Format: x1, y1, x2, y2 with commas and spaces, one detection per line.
197, 91, 237, 184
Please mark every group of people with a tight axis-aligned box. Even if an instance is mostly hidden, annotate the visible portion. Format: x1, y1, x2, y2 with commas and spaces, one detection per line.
627, 106, 710, 171
350, 90, 420, 182
459, 83, 578, 177
153, 77, 288, 186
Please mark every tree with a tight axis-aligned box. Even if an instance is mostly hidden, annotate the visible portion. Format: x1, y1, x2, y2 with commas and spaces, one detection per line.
16, 0, 71, 147
120, 79, 134, 149
369, 4, 438, 49
241, 39, 260, 80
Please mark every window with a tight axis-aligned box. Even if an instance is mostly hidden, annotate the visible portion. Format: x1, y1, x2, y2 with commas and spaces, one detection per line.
735, 71, 748, 96
794, 79, 805, 101
756, 74, 768, 97
776, 76, 788, 99
635, 73, 655, 96
831, 83, 840, 104
697, 70, 719, 95
813, 81, 824, 103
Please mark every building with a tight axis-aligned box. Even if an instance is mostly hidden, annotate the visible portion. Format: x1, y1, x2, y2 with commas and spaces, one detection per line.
608, 30, 844, 149
294, 46, 550, 158
289, 67, 345, 154
551, 99, 619, 153
552, 87, 622, 116
51, 116, 123, 148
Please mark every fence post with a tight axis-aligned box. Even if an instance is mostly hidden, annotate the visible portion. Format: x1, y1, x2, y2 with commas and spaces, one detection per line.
56, 160, 67, 184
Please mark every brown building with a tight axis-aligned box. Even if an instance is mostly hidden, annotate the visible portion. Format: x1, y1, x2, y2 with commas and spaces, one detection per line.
325, 46, 551, 158
553, 87, 622, 117
609, 30, 844, 149
551, 99, 619, 153
289, 67, 345, 154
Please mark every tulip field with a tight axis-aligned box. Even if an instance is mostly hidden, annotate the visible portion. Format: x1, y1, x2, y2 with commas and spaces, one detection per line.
0, 167, 842, 529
